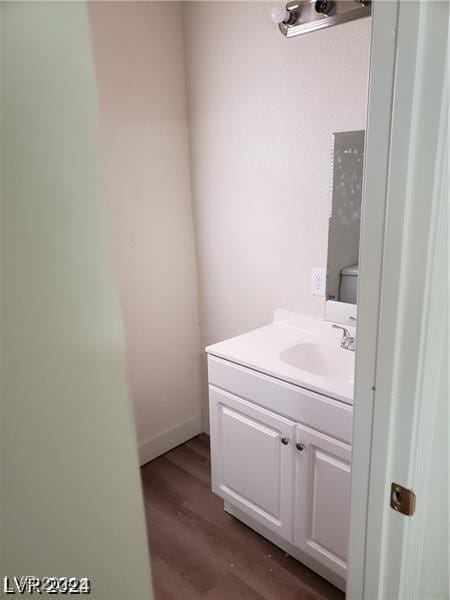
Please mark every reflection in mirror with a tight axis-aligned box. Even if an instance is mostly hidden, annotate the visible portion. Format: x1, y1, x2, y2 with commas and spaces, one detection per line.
326, 130, 365, 305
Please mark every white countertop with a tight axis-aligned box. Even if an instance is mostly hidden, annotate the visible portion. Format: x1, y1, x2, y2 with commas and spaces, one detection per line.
205, 310, 355, 405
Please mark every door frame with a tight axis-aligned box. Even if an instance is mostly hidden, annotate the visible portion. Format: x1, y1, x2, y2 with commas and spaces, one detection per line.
347, 1, 448, 598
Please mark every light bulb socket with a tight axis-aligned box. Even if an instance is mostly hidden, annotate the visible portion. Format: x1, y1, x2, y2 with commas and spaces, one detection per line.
314, 0, 335, 15
285, 2, 301, 24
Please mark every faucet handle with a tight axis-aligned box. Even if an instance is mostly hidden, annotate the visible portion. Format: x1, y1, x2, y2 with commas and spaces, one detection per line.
332, 324, 356, 351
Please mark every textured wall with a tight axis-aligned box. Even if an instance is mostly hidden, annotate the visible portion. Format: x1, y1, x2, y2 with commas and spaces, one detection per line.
183, 2, 371, 411
88, 2, 202, 459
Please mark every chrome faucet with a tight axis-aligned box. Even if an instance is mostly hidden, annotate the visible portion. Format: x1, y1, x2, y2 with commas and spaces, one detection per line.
332, 324, 356, 352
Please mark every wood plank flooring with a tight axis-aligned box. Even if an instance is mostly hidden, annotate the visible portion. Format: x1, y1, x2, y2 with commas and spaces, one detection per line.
141, 434, 345, 600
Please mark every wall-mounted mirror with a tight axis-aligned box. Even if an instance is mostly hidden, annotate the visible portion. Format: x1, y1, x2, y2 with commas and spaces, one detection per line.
326, 130, 365, 306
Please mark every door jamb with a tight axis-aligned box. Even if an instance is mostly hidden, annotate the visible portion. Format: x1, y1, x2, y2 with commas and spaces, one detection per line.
347, 1, 448, 598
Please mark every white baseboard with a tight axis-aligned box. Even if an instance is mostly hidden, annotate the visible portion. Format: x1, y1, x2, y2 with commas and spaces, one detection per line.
138, 412, 202, 466
201, 410, 210, 435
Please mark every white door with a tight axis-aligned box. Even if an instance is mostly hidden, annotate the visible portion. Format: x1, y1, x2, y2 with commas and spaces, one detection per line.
294, 423, 351, 580
348, 2, 449, 599
209, 385, 295, 541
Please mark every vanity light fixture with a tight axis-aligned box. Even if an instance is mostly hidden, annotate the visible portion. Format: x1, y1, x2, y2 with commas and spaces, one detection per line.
271, 0, 371, 38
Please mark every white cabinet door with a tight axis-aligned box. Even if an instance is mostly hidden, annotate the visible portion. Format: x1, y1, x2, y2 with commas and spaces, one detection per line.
209, 385, 295, 541
294, 423, 351, 580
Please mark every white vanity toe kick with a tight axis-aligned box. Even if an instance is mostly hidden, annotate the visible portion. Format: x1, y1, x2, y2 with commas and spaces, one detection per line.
207, 355, 353, 445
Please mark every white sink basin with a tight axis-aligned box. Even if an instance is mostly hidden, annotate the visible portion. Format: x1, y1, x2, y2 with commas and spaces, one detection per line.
279, 342, 354, 383
205, 310, 356, 404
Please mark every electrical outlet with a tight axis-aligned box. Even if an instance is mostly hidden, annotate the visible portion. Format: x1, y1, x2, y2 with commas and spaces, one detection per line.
311, 267, 326, 297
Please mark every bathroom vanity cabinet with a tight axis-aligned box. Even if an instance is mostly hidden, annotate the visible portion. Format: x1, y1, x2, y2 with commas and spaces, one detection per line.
207, 352, 353, 591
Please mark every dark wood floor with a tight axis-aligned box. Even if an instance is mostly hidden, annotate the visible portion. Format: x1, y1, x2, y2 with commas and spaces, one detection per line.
141, 434, 344, 600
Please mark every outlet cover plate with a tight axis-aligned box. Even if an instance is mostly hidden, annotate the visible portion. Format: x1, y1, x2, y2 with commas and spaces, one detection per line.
311, 267, 326, 297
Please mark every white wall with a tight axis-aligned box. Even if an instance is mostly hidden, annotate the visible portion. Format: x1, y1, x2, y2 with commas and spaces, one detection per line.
183, 2, 371, 411
86, 2, 371, 443
1, 2, 152, 595
88, 2, 203, 462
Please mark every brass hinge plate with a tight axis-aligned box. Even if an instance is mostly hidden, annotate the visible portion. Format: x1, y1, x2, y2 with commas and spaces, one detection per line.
390, 482, 416, 516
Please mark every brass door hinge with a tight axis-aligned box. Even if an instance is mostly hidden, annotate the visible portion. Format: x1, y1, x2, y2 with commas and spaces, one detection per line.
390, 482, 416, 516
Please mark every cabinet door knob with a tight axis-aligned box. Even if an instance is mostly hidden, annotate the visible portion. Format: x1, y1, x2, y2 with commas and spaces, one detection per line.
296, 442, 305, 451
281, 437, 289, 445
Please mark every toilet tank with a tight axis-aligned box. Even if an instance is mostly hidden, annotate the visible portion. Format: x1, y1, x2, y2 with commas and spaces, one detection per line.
339, 264, 359, 304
